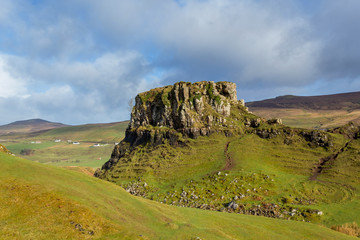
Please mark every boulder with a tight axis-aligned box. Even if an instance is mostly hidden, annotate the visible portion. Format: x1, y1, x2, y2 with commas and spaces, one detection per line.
228, 201, 239, 210
301, 130, 332, 148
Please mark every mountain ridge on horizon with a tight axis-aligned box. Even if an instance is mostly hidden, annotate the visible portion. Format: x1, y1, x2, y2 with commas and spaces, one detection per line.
0, 118, 68, 136
246, 90, 360, 110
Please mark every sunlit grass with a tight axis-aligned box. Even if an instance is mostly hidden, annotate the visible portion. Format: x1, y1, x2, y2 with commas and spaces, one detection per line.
0, 152, 355, 239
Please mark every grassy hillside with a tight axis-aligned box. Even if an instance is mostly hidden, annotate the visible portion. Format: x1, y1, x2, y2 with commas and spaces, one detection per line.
0, 152, 355, 239
38, 121, 128, 142
98, 130, 360, 230
1, 121, 128, 169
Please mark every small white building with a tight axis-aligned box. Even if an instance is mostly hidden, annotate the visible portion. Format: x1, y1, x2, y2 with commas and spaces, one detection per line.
54, 139, 61, 143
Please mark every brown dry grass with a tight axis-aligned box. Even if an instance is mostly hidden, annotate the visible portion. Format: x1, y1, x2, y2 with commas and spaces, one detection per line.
63, 166, 95, 176
249, 107, 360, 129
331, 222, 360, 238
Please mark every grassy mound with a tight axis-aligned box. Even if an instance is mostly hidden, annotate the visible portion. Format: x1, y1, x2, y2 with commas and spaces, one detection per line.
0, 152, 355, 239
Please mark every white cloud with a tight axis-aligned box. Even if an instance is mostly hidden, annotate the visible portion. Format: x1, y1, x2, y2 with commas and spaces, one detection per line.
79, 0, 320, 87
0, 51, 163, 124
7, 51, 158, 101
160, 0, 320, 85
0, 55, 27, 98
1, 0, 360, 124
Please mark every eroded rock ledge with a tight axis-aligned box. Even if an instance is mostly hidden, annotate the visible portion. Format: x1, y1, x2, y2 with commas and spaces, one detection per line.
126, 81, 243, 142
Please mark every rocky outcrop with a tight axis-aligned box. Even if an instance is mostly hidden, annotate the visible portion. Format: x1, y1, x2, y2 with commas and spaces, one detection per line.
123, 81, 248, 146
301, 130, 332, 148
129, 81, 238, 133
95, 81, 250, 177
329, 122, 360, 139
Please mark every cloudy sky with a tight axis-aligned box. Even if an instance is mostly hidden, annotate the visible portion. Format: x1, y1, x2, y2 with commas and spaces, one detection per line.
0, 0, 359, 125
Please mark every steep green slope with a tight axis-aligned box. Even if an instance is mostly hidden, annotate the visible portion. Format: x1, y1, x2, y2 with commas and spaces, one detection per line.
0, 152, 355, 239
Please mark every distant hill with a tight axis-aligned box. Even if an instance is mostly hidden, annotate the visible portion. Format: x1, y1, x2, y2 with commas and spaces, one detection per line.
0, 119, 68, 135
246, 91, 360, 129
246, 91, 360, 110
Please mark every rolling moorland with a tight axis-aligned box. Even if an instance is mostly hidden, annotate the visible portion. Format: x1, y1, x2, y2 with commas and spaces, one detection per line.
1, 81, 360, 239
246, 91, 360, 129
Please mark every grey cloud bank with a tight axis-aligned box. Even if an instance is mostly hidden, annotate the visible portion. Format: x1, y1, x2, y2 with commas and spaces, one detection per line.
0, 0, 359, 124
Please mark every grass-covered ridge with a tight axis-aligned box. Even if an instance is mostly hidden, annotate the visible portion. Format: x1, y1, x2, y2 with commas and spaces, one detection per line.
0, 152, 355, 239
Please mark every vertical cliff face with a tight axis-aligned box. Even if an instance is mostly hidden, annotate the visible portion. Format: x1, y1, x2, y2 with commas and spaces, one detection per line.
95, 81, 251, 177
129, 81, 238, 130
122, 81, 249, 147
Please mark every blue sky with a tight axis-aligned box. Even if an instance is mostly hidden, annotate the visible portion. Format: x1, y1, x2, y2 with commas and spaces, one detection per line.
0, 0, 359, 125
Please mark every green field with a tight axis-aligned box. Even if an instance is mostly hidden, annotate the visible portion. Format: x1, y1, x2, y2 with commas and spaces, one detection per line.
38, 121, 129, 142
1, 121, 128, 169
0, 152, 355, 239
